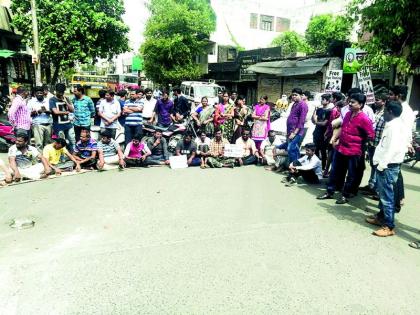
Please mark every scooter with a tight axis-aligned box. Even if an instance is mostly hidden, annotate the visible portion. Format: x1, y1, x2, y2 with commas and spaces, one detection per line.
0, 121, 16, 153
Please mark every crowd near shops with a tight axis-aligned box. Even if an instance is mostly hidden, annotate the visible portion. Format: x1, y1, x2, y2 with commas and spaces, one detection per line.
0, 82, 419, 248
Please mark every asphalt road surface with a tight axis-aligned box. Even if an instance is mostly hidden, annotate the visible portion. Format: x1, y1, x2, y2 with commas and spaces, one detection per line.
1, 165, 420, 314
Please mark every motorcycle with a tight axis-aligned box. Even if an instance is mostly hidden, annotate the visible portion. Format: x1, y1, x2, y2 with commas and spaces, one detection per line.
142, 115, 198, 154
403, 130, 420, 168
0, 120, 16, 153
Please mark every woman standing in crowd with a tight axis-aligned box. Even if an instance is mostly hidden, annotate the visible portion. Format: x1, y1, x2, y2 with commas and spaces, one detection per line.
232, 96, 251, 142
192, 96, 215, 136
214, 91, 235, 142
312, 94, 332, 171
251, 96, 270, 150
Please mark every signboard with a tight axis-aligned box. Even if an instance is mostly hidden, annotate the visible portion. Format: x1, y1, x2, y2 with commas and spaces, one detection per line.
239, 55, 258, 81
357, 67, 375, 105
343, 48, 367, 74
223, 144, 243, 158
324, 70, 343, 93
132, 56, 143, 71
169, 155, 188, 169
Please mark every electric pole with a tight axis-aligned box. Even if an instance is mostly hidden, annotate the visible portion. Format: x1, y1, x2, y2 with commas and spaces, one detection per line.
30, 0, 41, 86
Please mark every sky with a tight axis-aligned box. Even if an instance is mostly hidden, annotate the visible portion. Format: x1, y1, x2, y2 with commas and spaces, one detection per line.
123, 0, 150, 51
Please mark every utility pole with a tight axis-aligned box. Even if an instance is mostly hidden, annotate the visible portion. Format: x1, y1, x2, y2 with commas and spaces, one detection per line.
30, 0, 42, 86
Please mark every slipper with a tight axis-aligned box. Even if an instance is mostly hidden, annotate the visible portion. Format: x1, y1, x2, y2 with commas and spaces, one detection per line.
409, 241, 420, 249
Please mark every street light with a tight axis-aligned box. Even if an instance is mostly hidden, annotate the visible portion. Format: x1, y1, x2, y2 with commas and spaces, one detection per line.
30, 0, 41, 86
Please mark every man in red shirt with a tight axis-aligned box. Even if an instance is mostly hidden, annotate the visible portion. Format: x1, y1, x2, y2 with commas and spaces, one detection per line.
317, 93, 374, 204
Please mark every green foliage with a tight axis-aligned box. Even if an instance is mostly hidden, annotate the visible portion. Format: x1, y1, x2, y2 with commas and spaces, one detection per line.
305, 14, 352, 54
347, 0, 420, 74
270, 31, 309, 56
141, 0, 216, 86
11, 0, 129, 84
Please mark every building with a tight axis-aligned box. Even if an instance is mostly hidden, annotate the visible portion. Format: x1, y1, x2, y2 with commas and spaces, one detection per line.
209, 0, 351, 63
0, 4, 33, 94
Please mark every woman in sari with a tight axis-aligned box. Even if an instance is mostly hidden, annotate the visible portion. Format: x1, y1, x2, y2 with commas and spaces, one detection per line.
192, 96, 214, 136
214, 91, 235, 142
251, 96, 271, 150
233, 96, 251, 142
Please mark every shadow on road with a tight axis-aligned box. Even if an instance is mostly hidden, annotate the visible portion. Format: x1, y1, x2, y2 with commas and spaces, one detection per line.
292, 180, 420, 243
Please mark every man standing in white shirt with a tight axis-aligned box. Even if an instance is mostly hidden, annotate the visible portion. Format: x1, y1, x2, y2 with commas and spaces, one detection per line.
28, 86, 52, 150
366, 101, 405, 237
389, 85, 416, 211
142, 88, 157, 124
98, 90, 121, 139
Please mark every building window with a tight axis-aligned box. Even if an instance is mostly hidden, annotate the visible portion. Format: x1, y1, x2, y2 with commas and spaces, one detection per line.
227, 48, 237, 61
250, 13, 258, 29
260, 15, 274, 31
276, 17, 290, 32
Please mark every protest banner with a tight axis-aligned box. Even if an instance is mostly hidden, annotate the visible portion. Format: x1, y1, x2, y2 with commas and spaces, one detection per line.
324, 70, 343, 93
343, 48, 367, 74
223, 144, 243, 158
357, 67, 375, 105
169, 155, 188, 169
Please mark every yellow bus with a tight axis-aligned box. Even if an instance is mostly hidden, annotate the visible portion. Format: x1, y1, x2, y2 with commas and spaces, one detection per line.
70, 74, 117, 100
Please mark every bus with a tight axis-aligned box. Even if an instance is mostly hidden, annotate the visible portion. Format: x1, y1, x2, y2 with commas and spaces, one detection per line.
70, 74, 114, 100
107, 74, 139, 91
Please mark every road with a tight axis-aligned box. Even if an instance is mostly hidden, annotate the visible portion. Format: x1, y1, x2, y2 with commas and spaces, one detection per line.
0, 164, 420, 314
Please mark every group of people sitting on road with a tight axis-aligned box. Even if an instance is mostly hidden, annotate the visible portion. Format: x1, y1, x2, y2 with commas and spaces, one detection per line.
0, 83, 417, 245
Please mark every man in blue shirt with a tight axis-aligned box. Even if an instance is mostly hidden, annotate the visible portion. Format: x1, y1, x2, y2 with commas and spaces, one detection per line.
72, 85, 95, 141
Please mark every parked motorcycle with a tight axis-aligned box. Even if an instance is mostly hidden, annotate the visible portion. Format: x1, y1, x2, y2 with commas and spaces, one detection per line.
404, 130, 420, 168
142, 116, 197, 154
0, 120, 16, 153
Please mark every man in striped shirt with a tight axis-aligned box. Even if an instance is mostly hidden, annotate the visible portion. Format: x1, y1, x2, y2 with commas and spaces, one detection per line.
72, 85, 95, 142
8, 86, 31, 137
122, 90, 143, 144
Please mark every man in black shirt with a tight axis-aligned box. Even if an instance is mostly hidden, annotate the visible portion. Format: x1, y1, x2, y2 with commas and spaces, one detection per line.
172, 87, 190, 123
145, 130, 169, 165
175, 133, 201, 166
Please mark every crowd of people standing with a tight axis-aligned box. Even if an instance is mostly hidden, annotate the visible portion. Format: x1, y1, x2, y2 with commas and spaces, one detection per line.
0, 82, 418, 248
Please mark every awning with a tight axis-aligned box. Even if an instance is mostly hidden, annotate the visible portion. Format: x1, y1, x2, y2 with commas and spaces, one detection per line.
247, 57, 331, 76
0, 49, 16, 58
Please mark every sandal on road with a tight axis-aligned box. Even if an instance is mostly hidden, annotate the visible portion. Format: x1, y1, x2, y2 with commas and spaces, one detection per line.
409, 241, 420, 249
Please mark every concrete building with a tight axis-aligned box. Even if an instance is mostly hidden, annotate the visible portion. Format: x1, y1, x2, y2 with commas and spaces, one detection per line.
209, 0, 351, 63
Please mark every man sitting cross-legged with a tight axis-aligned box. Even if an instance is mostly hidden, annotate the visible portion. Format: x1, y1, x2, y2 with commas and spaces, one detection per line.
97, 129, 126, 171
124, 133, 151, 167
43, 138, 81, 174
8, 132, 51, 181
283, 143, 322, 187
195, 131, 211, 168
72, 129, 98, 169
175, 133, 201, 167
145, 130, 170, 166
235, 129, 260, 166
206, 128, 235, 168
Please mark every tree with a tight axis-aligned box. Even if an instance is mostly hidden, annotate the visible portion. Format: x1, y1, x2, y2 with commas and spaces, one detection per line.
347, 0, 420, 74
11, 0, 129, 85
305, 14, 352, 54
141, 0, 216, 86
270, 31, 309, 56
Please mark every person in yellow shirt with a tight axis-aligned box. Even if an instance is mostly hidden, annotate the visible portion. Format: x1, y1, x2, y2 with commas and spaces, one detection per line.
43, 138, 81, 175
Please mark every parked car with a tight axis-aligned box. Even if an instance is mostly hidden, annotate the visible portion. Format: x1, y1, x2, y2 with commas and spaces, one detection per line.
180, 81, 222, 108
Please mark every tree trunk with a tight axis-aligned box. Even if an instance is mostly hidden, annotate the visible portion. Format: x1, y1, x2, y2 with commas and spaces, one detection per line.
51, 63, 61, 86
45, 63, 51, 86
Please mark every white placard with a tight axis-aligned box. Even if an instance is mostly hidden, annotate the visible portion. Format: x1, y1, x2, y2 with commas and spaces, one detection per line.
357, 67, 375, 105
223, 144, 243, 158
169, 155, 188, 169
324, 70, 343, 93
